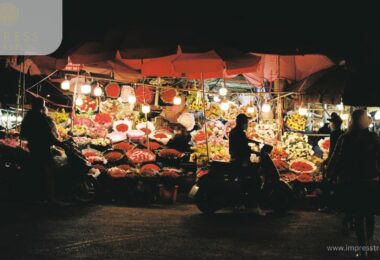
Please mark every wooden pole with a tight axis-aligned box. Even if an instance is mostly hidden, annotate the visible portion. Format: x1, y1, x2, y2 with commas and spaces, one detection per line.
201, 73, 209, 160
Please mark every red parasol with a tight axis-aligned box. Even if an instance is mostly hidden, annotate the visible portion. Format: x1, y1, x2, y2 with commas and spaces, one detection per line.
243, 54, 335, 85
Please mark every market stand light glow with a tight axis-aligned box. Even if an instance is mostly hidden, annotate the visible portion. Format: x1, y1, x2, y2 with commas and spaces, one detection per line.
142, 104, 151, 114
261, 102, 271, 113
213, 96, 220, 102
61, 78, 70, 90
220, 100, 229, 111
247, 106, 256, 114
298, 107, 308, 116
81, 83, 91, 95
75, 97, 83, 107
94, 86, 103, 97
219, 87, 228, 96
340, 113, 349, 121
173, 95, 182, 105
375, 110, 380, 120
128, 95, 136, 104
336, 102, 344, 111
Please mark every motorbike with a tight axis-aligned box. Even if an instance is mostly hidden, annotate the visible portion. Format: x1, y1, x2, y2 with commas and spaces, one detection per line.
189, 144, 293, 214
0, 140, 98, 203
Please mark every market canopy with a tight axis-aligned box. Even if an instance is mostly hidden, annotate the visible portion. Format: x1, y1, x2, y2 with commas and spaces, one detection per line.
243, 54, 335, 86
6, 43, 339, 93
287, 66, 348, 104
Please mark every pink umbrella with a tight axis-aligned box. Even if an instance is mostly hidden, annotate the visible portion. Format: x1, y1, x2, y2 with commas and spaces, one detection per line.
6, 56, 67, 75
172, 50, 225, 79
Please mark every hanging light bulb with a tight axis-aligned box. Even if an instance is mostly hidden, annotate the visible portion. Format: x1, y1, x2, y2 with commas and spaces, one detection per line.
298, 107, 308, 116
374, 110, 380, 120
173, 95, 182, 105
247, 106, 256, 114
94, 85, 103, 97
61, 77, 70, 90
81, 83, 91, 94
220, 101, 230, 111
261, 102, 271, 113
219, 86, 228, 96
75, 97, 83, 107
142, 104, 150, 114
128, 95, 136, 104
213, 96, 221, 102
340, 113, 349, 121
17, 116, 23, 122
336, 102, 344, 111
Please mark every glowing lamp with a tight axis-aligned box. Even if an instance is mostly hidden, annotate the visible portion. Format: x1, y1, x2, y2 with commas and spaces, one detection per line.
81, 83, 91, 94
128, 95, 136, 104
142, 104, 150, 114
261, 103, 271, 113
213, 96, 220, 102
298, 107, 308, 116
247, 106, 255, 114
75, 97, 83, 107
220, 101, 229, 111
94, 86, 103, 97
374, 110, 380, 120
340, 113, 349, 121
219, 87, 228, 96
173, 96, 182, 105
61, 79, 70, 90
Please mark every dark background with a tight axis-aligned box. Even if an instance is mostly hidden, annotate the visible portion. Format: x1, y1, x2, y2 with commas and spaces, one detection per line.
1, 1, 379, 106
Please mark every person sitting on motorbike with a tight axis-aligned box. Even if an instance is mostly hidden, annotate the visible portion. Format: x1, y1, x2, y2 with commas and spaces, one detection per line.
229, 113, 266, 216
20, 97, 62, 204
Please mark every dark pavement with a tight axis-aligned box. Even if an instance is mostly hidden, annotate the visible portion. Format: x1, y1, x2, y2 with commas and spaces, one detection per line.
0, 203, 379, 260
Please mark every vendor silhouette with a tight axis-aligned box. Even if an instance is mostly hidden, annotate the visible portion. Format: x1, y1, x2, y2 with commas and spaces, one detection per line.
229, 113, 253, 166
229, 113, 265, 216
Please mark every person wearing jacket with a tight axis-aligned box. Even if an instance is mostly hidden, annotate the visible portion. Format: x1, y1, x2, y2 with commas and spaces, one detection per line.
20, 97, 62, 203
229, 114, 265, 216
327, 109, 380, 258
319, 113, 345, 212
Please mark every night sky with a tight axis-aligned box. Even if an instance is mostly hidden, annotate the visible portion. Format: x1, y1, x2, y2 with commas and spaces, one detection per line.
1, 1, 379, 106
59, 1, 380, 106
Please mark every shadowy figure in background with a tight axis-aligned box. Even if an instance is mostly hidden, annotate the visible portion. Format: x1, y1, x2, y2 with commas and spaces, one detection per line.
167, 124, 191, 153
319, 113, 344, 212
328, 109, 380, 258
20, 97, 62, 203
318, 122, 331, 135
327, 113, 344, 160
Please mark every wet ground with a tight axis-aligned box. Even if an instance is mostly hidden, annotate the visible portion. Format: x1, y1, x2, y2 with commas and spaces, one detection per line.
0, 202, 379, 259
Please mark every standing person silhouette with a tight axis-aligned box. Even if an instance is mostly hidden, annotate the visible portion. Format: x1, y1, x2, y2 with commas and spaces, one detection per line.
328, 109, 380, 258
229, 113, 265, 216
20, 97, 62, 203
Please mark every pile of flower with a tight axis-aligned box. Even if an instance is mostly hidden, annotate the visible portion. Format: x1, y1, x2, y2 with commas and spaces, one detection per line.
285, 112, 307, 131
190, 139, 230, 163
281, 132, 314, 160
